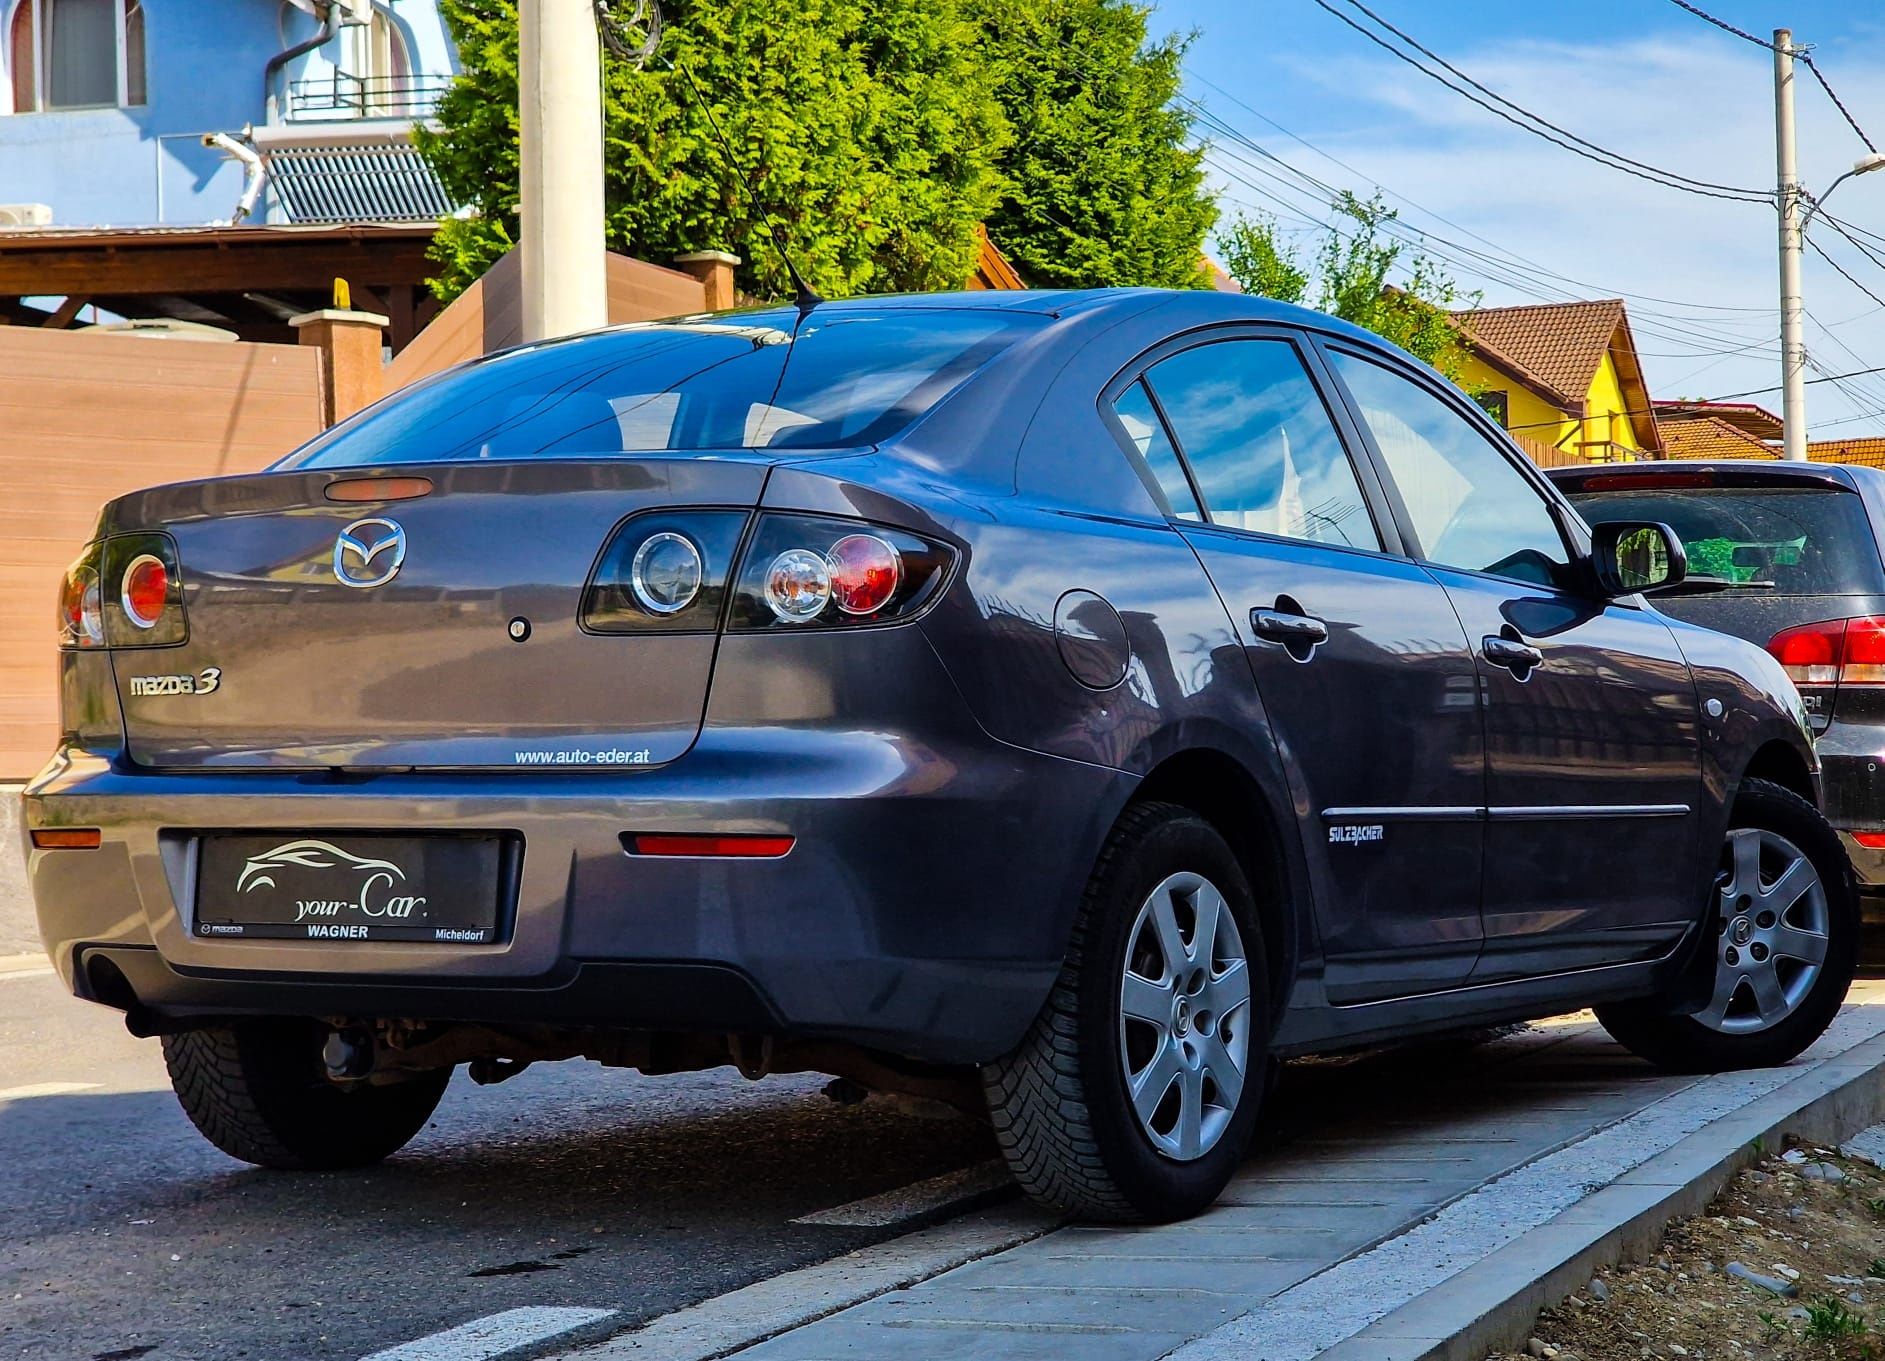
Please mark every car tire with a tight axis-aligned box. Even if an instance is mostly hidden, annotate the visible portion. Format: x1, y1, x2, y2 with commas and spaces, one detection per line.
982, 801, 1272, 1222
162, 1019, 450, 1170
1597, 778, 1857, 1074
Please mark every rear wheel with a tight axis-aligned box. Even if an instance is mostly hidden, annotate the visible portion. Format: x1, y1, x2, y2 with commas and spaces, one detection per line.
982, 802, 1272, 1221
1598, 778, 1857, 1073
162, 1019, 450, 1169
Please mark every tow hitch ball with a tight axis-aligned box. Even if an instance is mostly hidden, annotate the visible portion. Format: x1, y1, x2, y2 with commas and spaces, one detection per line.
322, 1027, 375, 1081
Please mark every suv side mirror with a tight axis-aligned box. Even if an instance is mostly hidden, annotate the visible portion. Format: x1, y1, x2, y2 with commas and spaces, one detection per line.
1590, 520, 1687, 597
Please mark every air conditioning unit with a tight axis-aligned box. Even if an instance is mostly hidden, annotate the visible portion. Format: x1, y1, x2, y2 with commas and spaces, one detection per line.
0, 203, 52, 228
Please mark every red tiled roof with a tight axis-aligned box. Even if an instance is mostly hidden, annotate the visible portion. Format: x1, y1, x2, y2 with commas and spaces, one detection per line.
1452, 299, 1626, 410
1660, 416, 1778, 461
1810, 436, 1885, 468
1655, 400, 1783, 441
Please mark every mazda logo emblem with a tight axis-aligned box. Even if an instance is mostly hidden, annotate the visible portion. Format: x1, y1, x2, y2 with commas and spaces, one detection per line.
333, 518, 407, 589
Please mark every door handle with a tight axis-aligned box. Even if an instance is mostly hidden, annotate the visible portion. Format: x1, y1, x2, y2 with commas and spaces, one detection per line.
1481, 634, 1544, 675
1251, 607, 1329, 661
1252, 609, 1329, 644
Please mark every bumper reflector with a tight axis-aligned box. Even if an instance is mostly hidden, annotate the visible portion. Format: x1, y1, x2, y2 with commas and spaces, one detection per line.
31, 828, 101, 850
626, 833, 794, 858
1852, 832, 1885, 849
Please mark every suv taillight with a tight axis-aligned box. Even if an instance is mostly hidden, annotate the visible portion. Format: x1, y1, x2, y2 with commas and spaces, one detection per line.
1766, 616, 1885, 687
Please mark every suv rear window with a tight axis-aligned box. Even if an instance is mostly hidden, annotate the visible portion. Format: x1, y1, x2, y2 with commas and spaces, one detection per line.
282, 308, 1042, 468
1567, 485, 1885, 595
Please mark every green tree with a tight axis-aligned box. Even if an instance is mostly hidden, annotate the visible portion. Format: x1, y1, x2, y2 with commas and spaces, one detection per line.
1219, 192, 1478, 380
968, 0, 1216, 289
420, 0, 1009, 301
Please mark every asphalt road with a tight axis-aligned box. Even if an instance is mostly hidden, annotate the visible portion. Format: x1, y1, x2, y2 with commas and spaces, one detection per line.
0, 964, 999, 1361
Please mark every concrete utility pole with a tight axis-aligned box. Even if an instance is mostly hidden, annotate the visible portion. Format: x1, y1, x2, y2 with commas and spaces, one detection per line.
1775, 28, 1808, 461
519, 0, 609, 342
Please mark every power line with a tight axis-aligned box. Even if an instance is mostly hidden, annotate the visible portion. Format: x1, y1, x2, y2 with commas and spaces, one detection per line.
1203, 159, 1780, 363
1709, 364, 1885, 401
1197, 129, 1780, 357
1664, 0, 1877, 153
1186, 67, 1772, 316
1308, 0, 1771, 203
1805, 234, 1885, 310
1186, 98, 1778, 341
1814, 212, 1885, 275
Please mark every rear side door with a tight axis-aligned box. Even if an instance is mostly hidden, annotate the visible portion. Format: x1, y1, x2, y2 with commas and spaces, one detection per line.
1112, 330, 1487, 1003
1320, 345, 1704, 980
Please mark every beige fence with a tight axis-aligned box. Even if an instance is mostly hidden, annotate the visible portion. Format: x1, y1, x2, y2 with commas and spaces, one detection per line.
1, 326, 326, 776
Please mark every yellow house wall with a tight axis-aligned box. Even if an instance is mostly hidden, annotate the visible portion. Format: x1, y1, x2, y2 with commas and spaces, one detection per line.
1456, 351, 1576, 448
1455, 349, 1644, 461
1584, 352, 1643, 454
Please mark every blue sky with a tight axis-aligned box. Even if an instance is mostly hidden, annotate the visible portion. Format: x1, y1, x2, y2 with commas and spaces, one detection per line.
1152, 0, 1885, 436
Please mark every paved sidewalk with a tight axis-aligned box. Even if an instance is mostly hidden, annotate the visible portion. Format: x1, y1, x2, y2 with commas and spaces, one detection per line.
574, 985, 1885, 1361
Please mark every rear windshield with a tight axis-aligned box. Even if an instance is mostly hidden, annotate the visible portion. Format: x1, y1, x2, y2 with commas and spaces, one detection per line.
1567, 485, 1885, 595
282, 308, 1042, 468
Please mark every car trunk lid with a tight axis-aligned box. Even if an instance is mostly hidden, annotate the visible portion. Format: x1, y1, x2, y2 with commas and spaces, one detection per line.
101, 459, 769, 770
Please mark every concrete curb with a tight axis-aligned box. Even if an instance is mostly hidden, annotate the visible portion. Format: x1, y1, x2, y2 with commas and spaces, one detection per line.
1313, 1029, 1885, 1361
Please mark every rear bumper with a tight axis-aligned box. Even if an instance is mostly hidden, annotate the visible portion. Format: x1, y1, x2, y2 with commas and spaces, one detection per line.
1818, 737, 1885, 891
23, 727, 1131, 1065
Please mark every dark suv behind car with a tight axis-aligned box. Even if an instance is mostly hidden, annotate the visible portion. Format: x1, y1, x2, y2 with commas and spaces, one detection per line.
1551, 459, 1885, 931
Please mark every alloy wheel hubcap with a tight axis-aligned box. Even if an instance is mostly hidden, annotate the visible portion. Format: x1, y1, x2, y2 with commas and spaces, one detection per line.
1701, 828, 1829, 1034
1118, 871, 1252, 1162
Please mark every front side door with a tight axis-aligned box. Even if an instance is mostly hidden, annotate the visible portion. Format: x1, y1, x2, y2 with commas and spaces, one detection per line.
1322, 346, 1704, 980
1114, 333, 1486, 1003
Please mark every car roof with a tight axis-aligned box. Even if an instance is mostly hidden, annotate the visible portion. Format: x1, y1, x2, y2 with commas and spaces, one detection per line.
708, 288, 1404, 349
1543, 459, 1881, 493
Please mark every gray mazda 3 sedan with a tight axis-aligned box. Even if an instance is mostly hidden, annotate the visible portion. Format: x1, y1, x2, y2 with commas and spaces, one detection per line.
24, 290, 1858, 1221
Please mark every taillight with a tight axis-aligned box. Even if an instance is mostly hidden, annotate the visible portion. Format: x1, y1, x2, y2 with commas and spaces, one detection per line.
57, 545, 105, 650
1768, 619, 1841, 685
582, 510, 748, 634
102, 533, 186, 647
826, 534, 902, 615
121, 554, 168, 630
729, 514, 953, 630
1766, 616, 1885, 687
580, 510, 955, 634
1842, 617, 1885, 683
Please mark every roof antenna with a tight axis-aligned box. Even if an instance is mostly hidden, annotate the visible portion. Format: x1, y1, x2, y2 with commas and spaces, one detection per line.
670, 57, 822, 315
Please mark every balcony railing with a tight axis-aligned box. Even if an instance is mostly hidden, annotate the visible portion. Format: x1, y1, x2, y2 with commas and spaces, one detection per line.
287, 72, 453, 122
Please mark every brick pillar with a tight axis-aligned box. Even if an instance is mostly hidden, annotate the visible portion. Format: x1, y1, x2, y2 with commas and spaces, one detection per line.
291, 308, 390, 427
673, 251, 741, 312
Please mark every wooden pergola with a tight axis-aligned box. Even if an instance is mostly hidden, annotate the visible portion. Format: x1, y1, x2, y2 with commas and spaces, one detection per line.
0, 223, 442, 352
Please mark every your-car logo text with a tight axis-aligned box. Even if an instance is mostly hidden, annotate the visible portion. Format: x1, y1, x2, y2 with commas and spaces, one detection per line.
237, 839, 427, 925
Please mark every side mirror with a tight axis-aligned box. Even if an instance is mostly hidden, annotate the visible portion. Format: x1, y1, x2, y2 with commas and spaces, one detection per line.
1590, 520, 1687, 597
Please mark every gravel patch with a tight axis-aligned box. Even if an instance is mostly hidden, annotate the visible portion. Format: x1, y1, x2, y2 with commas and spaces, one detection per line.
1485, 1130, 1885, 1361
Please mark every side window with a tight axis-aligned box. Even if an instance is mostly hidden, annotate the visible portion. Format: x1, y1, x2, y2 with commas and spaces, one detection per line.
1143, 339, 1380, 550
6, 0, 146, 112
1329, 350, 1571, 588
1111, 380, 1201, 521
